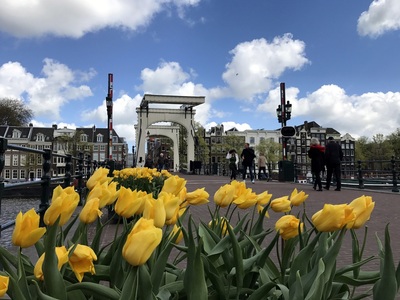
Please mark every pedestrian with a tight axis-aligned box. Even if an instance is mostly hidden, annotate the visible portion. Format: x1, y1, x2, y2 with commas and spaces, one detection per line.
324, 136, 343, 191
226, 149, 239, 181
157, 153, 165, 172
240, 143, 256, 183
257, 153, 268, 180
307, 138, 325, 191
144, 155, 153, 168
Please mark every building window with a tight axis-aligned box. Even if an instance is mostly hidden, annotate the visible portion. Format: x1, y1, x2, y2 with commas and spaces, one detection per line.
12, 130, 21, 138
13, 155, 18, 166
37, 134, 44, 142
97, 135, 103, 143
4, 169, 10, 179
20, 155, 26, 166
81, 134, 88, 142
12, 169, 18, 179
20, 169, 26, 180
113, 136, 118, 143
37, 169, 42, 179
93, 145, 98, 151
100, 145, 105, 151
249, 137, 255, 144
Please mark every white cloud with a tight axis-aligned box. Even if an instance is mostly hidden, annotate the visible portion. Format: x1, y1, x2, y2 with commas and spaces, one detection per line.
0, 0, 201, 38
222, 34, 309, 100
0, 59, 93, 120
257, 84, 400, 139
358, 0, 400, 37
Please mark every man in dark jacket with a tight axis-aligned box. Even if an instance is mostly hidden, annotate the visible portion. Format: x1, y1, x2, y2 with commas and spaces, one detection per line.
324, 137, 343, 191
240, 143, 256, 183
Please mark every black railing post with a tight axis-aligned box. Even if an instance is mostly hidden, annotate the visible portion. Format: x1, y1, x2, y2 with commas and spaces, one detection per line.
357, 160, 364, 189
0, 138, 7, 237
77, 152, 84, 205
391, 156, 399, 193
86, 155, 92, 180
64, 154, 72, 188
39, 149, 52, 227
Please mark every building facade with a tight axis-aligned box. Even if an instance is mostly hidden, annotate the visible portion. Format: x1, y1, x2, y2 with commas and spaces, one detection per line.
0, 124, 127, 182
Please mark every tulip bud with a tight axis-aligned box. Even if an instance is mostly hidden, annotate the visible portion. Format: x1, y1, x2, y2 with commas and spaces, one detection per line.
34, 246, 69, 281
312, 204, 355, 232
270, 196, 291, 213
79, 198, 103, 224
346, 195, 375, 229
68, 244, 97, 282
86, 167, 109, 190
275, 215, 303, 240
122, 218, 162, 266
12, 208, 46, 248
214, 184, 235, 208
0, 275, 9, 297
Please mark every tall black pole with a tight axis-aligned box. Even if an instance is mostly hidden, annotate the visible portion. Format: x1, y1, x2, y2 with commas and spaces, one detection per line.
106, 73, 113, 161
280, 83, 286, 160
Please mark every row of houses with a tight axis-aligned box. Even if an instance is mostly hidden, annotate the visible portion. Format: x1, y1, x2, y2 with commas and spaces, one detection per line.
203, 121, 356, 178
0, 124, 127, 182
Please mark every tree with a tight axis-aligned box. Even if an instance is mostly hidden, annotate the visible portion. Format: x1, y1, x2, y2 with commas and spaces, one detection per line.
0, 98, 34, 126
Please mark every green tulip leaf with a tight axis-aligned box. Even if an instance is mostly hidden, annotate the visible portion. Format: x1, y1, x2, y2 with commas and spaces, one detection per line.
373, 224, 397, 299
246, 282, 277, 300
66, 281, 120, 300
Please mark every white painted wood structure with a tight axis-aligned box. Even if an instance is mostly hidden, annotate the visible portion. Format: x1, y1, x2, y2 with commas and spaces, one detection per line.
135, 94, 205, 169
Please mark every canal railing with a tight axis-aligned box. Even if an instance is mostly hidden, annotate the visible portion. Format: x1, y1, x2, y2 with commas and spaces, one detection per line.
0, 137, 94, 236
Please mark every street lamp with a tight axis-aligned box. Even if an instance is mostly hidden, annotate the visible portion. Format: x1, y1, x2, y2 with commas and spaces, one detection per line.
276, 82, 292, 160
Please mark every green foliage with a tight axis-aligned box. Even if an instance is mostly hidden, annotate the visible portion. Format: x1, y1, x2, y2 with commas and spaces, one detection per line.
0, 98, 34, 126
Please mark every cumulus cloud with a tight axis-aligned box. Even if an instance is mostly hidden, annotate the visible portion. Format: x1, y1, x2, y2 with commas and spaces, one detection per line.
257, 84, 400, 139
222, 34, 309, 100
0, 59, 94, 120
0, 0, 201, 38
357, 0, 400, 37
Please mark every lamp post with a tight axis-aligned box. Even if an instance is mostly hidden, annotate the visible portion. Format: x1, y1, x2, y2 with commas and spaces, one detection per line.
106, 73, 113, 162
276, 82, 292, 160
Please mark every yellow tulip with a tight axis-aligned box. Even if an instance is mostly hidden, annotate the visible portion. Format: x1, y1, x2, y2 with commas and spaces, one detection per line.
209, 217, 232, 236
256, 191, 272, 217
290, 189, 309, 206
185, 188, 210, 205
34, 246, 69, 281
161, 175, 186, 196
44, 185, 79, 226
169, 224, 183, 244
165, 207, 186, 225
233, 188, 258, 209
86, 167, 110, 190
346, 195, 375, 229
230, 180, 247, 199
158, 191, 180, 220
275, 215, 303, 240
312, 204, 355, 232
12, 208, 46, 248
178, 187, 188, 208
214, 184, 235, 207
68, 244, 97, 282
143, 195, 166, 228
122, 218, 162, 266
115, 187, 147, 218
270, 196, 291, 213
79, 198, 103, 224
0, 275, 9, 297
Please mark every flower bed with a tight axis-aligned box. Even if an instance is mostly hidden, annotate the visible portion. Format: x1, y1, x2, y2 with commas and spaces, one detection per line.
0, 167, 398, 299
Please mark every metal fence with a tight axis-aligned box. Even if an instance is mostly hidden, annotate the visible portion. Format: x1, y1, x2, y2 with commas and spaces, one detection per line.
0, 137, 95, 236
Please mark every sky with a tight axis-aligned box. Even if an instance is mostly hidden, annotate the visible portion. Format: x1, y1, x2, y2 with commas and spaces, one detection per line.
1, 0, 400, 151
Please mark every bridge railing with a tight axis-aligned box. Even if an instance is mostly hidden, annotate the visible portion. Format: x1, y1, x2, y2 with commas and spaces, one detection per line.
0, 137, 94, 236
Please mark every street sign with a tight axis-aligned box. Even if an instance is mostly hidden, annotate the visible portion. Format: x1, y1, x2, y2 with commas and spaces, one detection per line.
281, 126, 295, 137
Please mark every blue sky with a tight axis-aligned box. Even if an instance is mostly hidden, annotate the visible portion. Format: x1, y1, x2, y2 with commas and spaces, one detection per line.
1, 0, 400, 151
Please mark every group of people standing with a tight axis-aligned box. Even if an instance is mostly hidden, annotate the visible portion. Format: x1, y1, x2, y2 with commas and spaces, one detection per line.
144, 153, 167, 172
226, 143, 268, 183
308, 137, 343, 191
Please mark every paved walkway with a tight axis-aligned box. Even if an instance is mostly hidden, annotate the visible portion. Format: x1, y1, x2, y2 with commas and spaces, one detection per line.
3, 174, 400, 277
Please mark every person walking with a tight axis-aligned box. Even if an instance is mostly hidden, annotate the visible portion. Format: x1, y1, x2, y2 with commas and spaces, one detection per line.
144, 155, 153, 168
324, 136, 343, 191
257, 153, 268, 180
157, 153, 165, 172
241, 143, 256, 183
307, 138, 325, 191
226, 149, 239, 181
